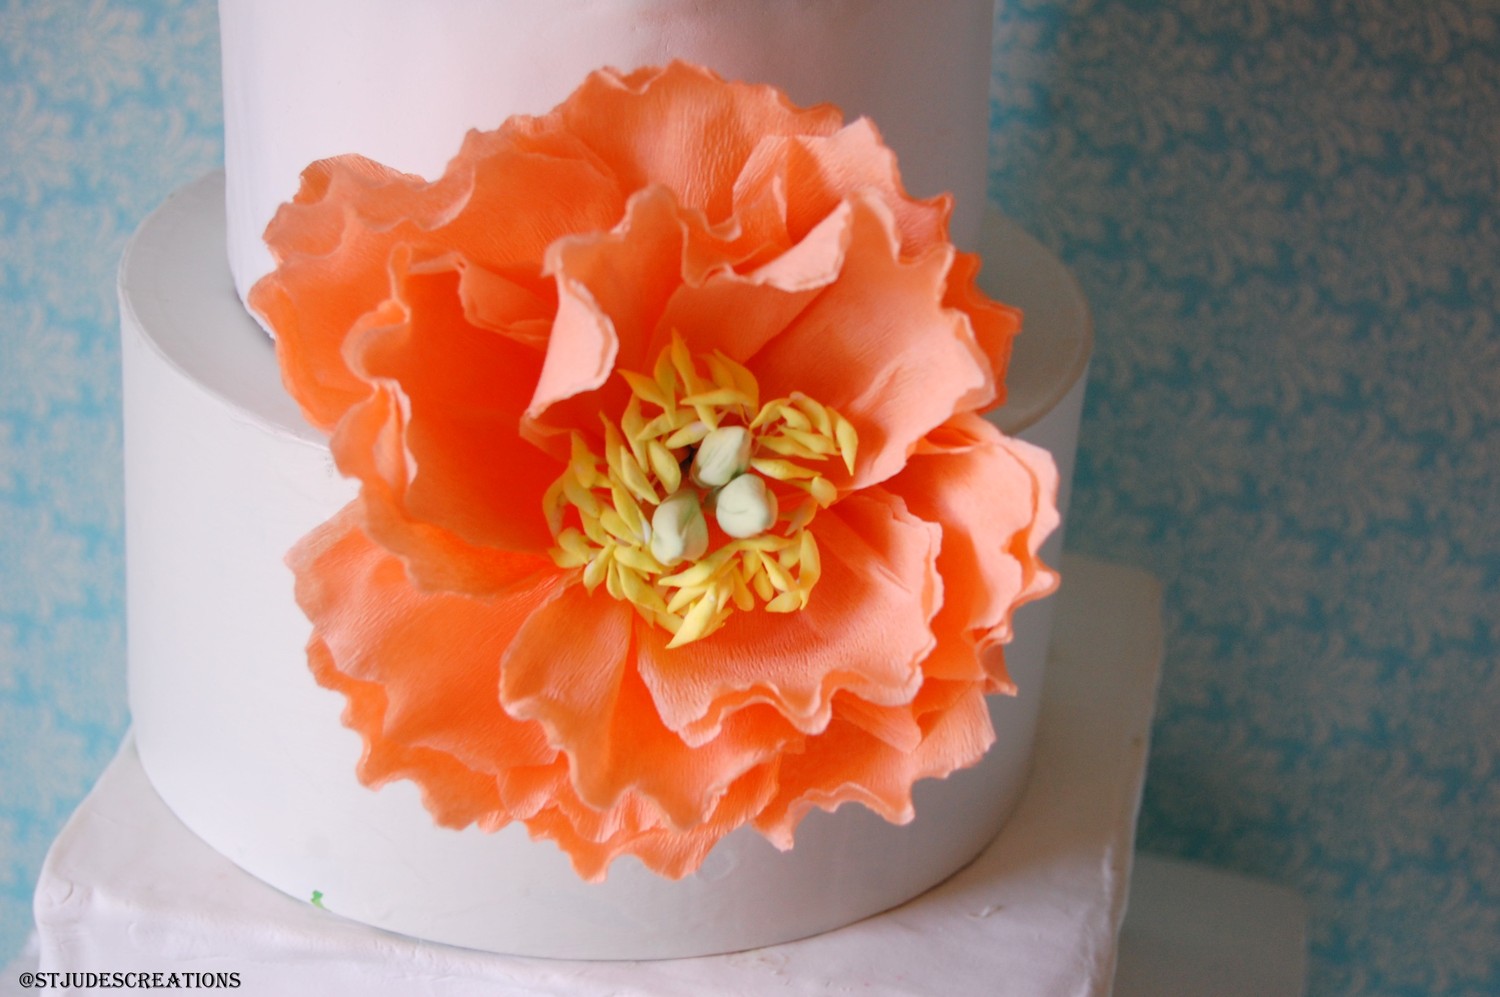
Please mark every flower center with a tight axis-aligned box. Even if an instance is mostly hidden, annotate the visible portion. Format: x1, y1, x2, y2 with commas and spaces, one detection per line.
544, 333, 857, 647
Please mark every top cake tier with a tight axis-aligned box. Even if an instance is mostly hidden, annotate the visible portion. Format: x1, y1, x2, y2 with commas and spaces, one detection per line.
219, 0, 997, 304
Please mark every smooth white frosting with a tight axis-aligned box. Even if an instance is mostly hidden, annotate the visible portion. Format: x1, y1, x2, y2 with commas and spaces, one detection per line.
119, 173, 1090, 958
219, 0, 997, 303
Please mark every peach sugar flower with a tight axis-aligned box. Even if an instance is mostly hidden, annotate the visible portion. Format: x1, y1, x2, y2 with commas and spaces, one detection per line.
249, 62, 1061, 879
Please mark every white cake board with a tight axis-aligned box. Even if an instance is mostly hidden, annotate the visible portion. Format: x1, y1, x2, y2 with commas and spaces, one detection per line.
33, 556, 1162, 995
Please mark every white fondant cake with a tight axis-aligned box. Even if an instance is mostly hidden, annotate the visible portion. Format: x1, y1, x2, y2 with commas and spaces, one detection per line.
220, 0, 997, 301
114, 0, 1092, 961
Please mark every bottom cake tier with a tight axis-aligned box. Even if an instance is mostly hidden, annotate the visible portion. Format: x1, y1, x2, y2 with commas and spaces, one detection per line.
117, 172, 1091, 959
37, 557, 1159, 994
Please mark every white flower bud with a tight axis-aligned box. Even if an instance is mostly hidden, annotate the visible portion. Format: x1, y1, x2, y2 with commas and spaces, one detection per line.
714, 472, 778, 539
649, 490, 709, 566
691, 425, 753, 488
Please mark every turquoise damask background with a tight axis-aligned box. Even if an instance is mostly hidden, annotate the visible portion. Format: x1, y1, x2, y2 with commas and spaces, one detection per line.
1, 1, 1496, 993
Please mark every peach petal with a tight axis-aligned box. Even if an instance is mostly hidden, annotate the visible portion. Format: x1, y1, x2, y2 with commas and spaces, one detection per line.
831, 676, 980, 754
452, 259, 555, 344
524, 272, 618, 428
556, 63, 843, 227
289, 506, 569, 828
264, 154, 475, 255
976, 430, 1059, 637
887, 413, 1060, 652
282, 121, 621, 279
746, 193, 996, 491
501, 585, 799, 827
526, 181, 848, 437
309, 638, 509, 830
827, 691, 924, 755
252, 127, 623, 431
528, 186, 699, 427
635, 490, 941, 745
523, 764, 779, 881
342, 250, 561, 558
754, 683, 996, 849
337, 393, 554, 597
655, 269, 824, 368
541, 186, 853, 399
251, 155, 484, 430
713, 168, 793, 273
734, 118, 951, 254
494, 756, 572, 822
944, 252, 1023, 403
904, 604, 994, 687
427, 125, 625, 275
659, 198, 853, 365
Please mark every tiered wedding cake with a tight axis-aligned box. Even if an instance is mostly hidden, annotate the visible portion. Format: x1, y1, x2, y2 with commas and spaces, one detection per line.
64, 0, 1089, 961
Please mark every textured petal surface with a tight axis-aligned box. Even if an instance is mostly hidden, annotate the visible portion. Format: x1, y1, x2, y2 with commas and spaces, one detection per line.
289, 506, 567, 828
500, 585, 801, 828
635, 490, 942, 745
529, 186, 693, 430
337, 251, 563, 563
524, 764, 780, 881
734, 118, 952, 253
754, 683, 997, 849
746, 194, 997, 490
886, 412, 1061, 686
251, 124, 623, 431
555, 63, 844, 227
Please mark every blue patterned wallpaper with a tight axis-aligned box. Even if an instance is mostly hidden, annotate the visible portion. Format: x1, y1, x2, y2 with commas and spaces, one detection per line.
0, 0, 223, 962
1, 1, 1496, 994
989, 2, 1500, 994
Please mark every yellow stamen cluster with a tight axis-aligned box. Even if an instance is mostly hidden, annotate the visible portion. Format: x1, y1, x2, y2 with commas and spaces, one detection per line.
544, 334, 857, 647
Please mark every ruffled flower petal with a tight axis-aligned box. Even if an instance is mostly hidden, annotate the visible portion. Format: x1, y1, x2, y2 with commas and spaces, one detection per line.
251, 118, 625, 431
344, 250, 560, 547
528, 185, 695, 431
633, 490, 941, 746
524, 764, 781, 881
733, 117, 952, 255
754, 682, 997, 849
289, 506, 567, 828
534, 180, 858, 438
499, 584, 801, 828
943, 251, 1023, 405
884, 412, 1061, 687
744, 192, 998, 491
554, 63, 843, 228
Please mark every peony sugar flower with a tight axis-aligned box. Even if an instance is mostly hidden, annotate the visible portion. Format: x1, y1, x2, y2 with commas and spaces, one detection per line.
250, 61, 1061, 880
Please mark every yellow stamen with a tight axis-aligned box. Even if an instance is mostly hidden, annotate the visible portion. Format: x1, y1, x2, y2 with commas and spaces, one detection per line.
542, 332, 857, 646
